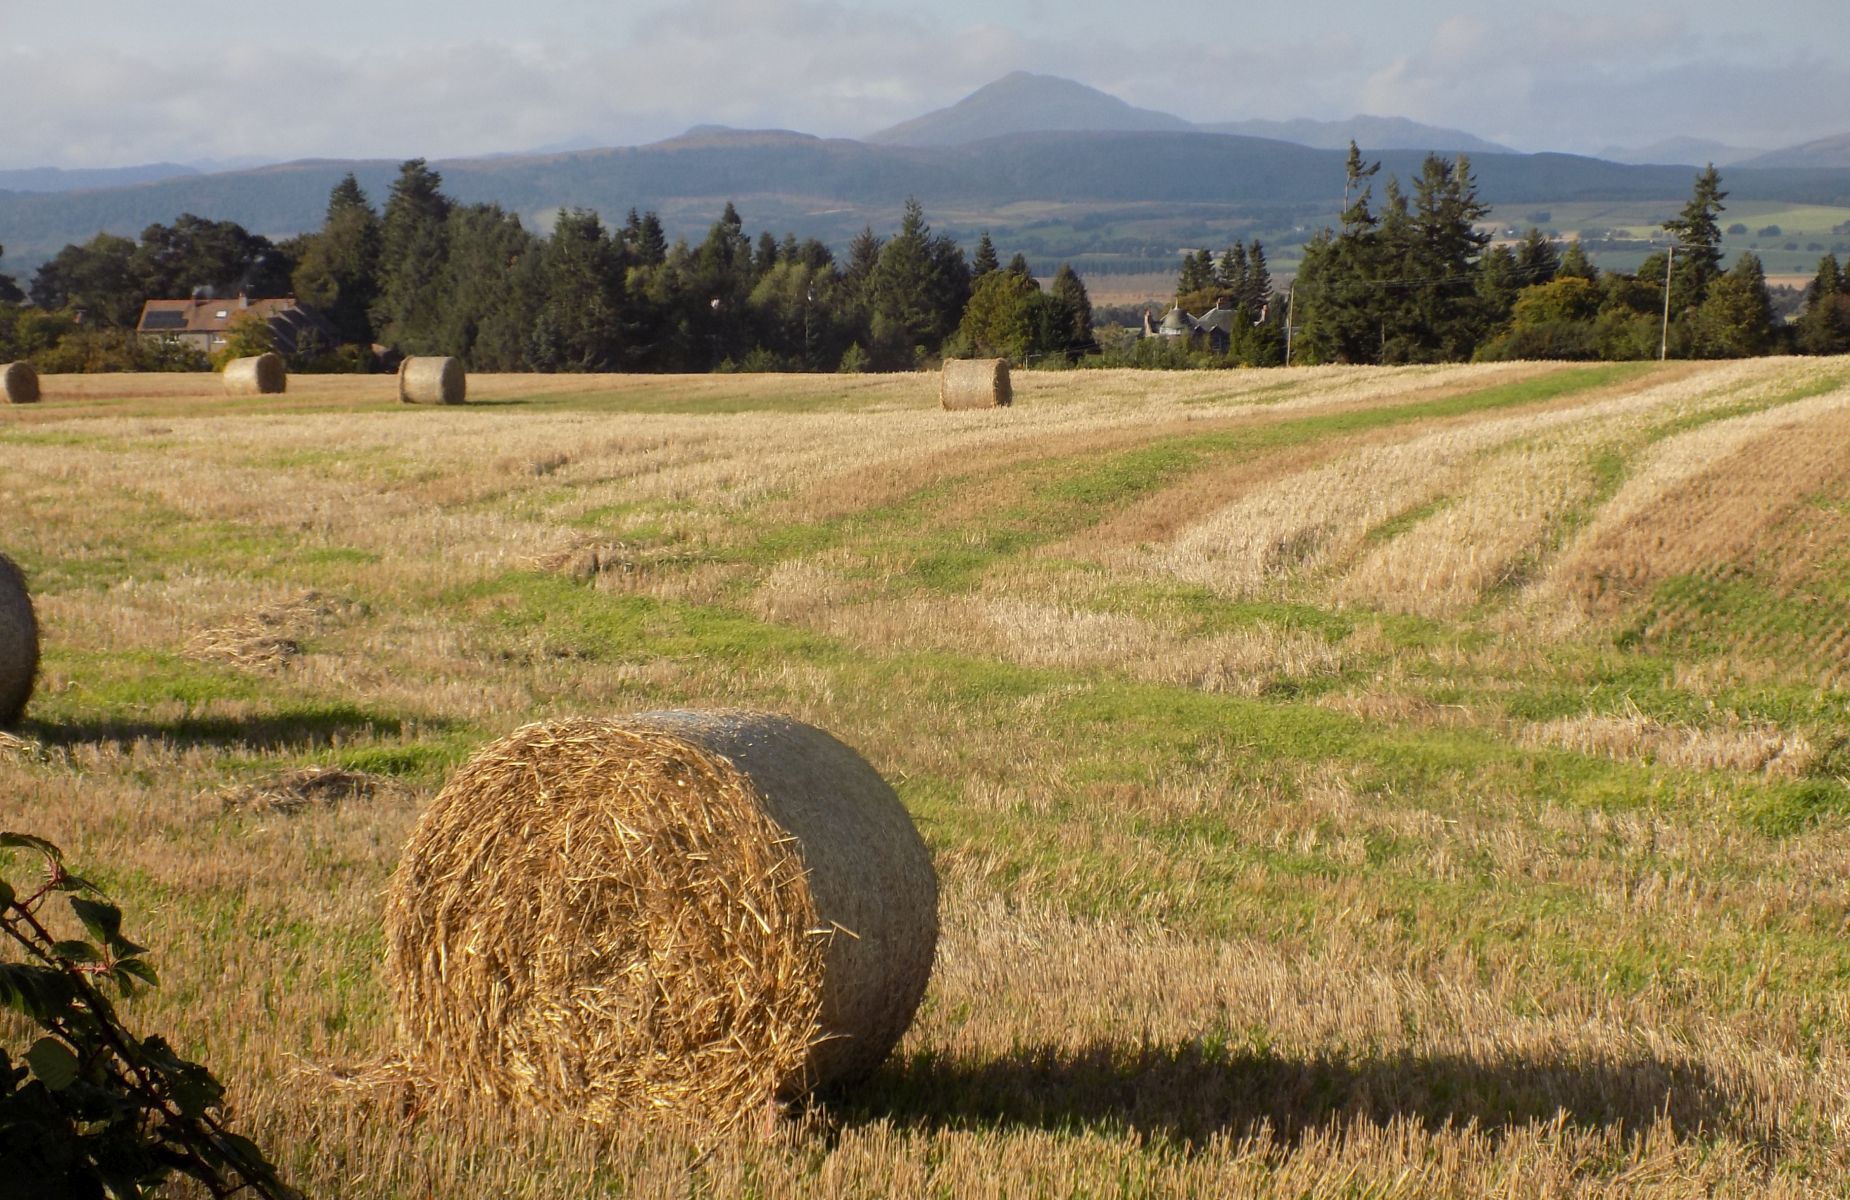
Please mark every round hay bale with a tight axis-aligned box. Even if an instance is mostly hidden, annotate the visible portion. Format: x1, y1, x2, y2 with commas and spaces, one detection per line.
384, 710, 938, 1125
940, 357, 1012, 410
222, 352, 286, 396
398, 356, 466, 405
1, 362, 39, 405
0, 554, 38, 728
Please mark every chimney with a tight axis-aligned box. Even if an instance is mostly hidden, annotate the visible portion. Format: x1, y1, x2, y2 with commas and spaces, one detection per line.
238, 289, 249, 310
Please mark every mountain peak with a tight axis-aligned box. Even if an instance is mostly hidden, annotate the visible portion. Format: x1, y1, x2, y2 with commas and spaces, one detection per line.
867, 73, 1193, 147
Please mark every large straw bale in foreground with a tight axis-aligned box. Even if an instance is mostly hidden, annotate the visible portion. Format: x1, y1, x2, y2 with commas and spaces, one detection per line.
0, 554, 38, 727
397, 356, 466, 405
222, 352, 286, 396
940, 357, 1012, 410
1, 362, 38, 404
384, 710, 938, 1125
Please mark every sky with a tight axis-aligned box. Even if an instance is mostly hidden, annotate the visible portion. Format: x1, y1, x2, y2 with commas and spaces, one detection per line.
0, 0, 1845, 169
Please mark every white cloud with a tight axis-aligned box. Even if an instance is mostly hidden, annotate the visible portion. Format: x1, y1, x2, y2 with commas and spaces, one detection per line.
0, 1, 1843, 168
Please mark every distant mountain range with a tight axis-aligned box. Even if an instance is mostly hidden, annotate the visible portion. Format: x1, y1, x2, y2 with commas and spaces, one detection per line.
1, 72, 1847, 275
1595, 137, 1766, 168
868, 72, 1513, 155
1744, 132, 1850, 169
0, 163, 204, 193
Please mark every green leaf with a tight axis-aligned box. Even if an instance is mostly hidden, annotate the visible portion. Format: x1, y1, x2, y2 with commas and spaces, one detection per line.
70, 897, 124, 944
25, 1037, 79, 1090
0, 962, 79, 1022
0, 831, 61, 860
115, 957, 159, 989
50, 939, 104, 963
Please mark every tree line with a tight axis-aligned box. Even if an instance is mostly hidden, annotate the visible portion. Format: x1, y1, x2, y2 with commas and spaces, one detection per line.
1287, 150, 1850, 363
0, 161, 1095, 374
3, 151, 1845, 373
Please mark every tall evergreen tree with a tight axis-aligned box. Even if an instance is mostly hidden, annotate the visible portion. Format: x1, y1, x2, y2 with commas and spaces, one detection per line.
530, 208, 625, 371
1242, 240, 1272, 317
753, 230, 780, 278
843, 226, 883, 294
1688, 250, 1772, 358
1797, 254, 1850, 355
1557, 239, 1599, 282
971, 233, 999, 277
437, 203, 540, 368
1216, 243, 1249, 298
1662, 164, 1728, 309
867, 198, 970, 365
372, 159, 453, 351
1515, 228, 1560, 286
1298, 144, 1388, 363
1049, 263, 1093, 349
1400, 154, 1490, 361
1177, 248, 1215, 297
292, 175, 382, 344
635, 212, 668, 266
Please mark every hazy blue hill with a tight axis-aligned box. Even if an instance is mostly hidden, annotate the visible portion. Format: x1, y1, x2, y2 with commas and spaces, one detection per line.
1197, 115, 1512, 155
1742, 132, 1850, 169
866, 72, 1195, 145
1596, 136, 1762, 167
3, 129, 1848, 272
0, 163, 201, 193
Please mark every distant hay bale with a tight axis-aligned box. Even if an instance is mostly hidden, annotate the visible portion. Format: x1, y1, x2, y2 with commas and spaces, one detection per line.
940, 357, 1012, 410
383, 710, 938, 1126
398, 356, 466, 405
1, 362, 39, 405
0, 554, 38, 728
222, 352, 286, 396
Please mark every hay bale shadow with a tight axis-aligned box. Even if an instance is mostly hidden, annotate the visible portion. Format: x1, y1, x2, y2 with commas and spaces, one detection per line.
21, 702, 444, 752
828, 1038, 1765, 1156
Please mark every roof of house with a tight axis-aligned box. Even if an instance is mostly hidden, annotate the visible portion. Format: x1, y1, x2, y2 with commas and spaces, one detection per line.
1193, 306, 1237, 335
135, 296, 305, 337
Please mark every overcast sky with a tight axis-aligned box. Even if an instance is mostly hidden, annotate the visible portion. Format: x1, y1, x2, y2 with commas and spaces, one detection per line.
1, 0, 1844, 169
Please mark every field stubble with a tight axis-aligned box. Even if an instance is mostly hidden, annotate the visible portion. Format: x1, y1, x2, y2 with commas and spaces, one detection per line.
4, 359, 1850, 1196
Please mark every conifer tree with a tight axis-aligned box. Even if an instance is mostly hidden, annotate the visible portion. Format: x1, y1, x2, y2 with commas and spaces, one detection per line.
1797, 253, 1850, 355
372, 159, 453, 350
1515, 228, 1559, 287
292, 174, 382, 344
1049, 263, 1093, 348
1216, 243, 1249, 299
1557, 239, 1598, 282
1663, 164, 1728, 308
972, 233, 999, 277
1243, 240, 1272, 317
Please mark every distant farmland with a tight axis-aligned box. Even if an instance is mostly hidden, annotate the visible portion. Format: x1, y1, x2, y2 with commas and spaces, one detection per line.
4, 358, 1850, 1195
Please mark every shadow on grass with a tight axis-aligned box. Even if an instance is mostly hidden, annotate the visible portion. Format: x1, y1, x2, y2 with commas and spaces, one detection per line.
831, 1038, 1761, 1153
22, 702, 448, 753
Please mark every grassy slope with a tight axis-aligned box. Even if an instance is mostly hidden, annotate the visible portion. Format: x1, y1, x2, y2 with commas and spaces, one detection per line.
4, 359, 1850, 1196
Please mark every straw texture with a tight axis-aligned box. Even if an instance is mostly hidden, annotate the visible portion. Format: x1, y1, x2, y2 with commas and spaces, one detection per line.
383, 710, 938, 1126
223, 352, 286, 396
1, 362, 39, 404
398, 356, 466, 405
940, 357, 1012, 410
0, 553, 38, 727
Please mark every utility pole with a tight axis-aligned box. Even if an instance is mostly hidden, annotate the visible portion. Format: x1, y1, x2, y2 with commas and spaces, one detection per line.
1660, 243, 1675, 362
1284, 286, 1296, 367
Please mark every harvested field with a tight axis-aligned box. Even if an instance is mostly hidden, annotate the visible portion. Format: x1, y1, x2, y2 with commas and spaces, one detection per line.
4, 358, 1850, 1197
